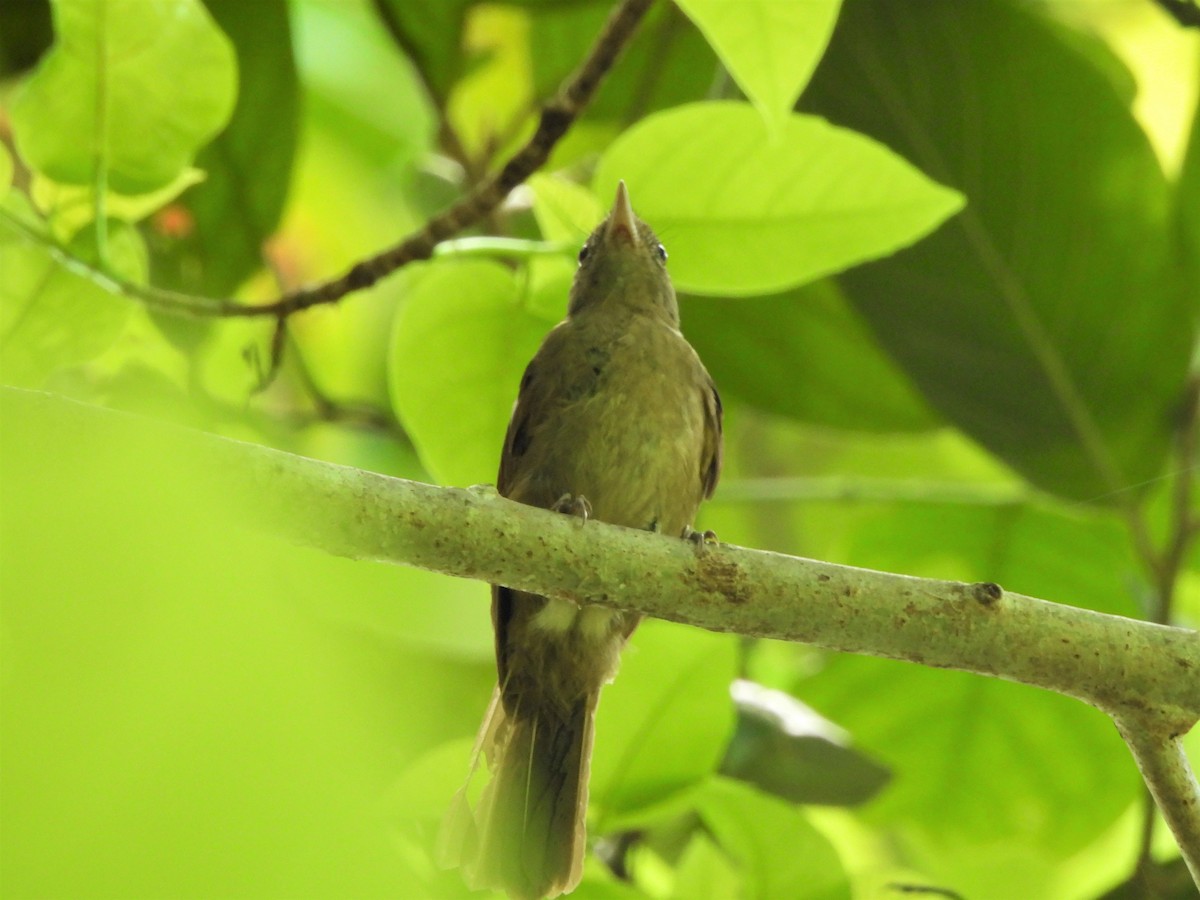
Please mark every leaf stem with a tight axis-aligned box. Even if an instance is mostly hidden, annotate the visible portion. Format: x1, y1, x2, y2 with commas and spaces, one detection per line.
92, 0, 109, 265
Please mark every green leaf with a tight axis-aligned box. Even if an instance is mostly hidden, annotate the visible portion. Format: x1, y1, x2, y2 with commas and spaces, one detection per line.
791, 497, 1144, 887
675, 0, 842, 130
673, 834, 741, 900
373, 0, 473, 105
720, 680, 890, 806
847, 501, 1142, 618
1176, 74, 1200, 296
594, 102, 964, 297
529, 2, 719, 128
153, 0, 298, 298
802, 0, 1194, 501
293, 0, 435, 173
0, 144, 11, 196
692, 777, 850, 900
800, 656, 1139, 892
591, 622, 738, 823
388, 259, 549, 486
526, 174, 602, 320
31, 167, 205, 237
11, 0, 237, 195
0, 201, 141, 386
529, 173, 603, 244
683, 282, 939, 431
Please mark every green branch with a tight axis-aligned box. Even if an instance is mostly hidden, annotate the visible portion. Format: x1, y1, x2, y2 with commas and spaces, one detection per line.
7, 384, 1199, 884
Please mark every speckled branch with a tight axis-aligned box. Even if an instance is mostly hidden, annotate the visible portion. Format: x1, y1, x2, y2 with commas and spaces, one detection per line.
10, 385, 1200, 886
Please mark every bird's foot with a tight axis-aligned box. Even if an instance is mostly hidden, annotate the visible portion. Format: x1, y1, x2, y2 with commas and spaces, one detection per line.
553, 493, 593, 521
682, 526, 719, 547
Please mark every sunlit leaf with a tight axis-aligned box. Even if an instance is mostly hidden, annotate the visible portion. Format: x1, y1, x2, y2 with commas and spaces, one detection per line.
529, 173, 603, 244
446, 5, 534, 158
30, 167, 205, 238
591, 622, 738, 823
692, 777, 850, 899
0, 201, 141, 386
672, 834, 741, 900
11, 0, 237, 194
675, 0, 841, 129
595, 102, 964, 296
388, 259, 549, 486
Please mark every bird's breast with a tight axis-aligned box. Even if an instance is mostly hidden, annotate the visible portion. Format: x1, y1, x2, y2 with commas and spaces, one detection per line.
534, 316, 708, 536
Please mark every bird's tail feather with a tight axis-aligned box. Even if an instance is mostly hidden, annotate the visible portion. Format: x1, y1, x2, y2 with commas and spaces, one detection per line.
441, 687, 597, 900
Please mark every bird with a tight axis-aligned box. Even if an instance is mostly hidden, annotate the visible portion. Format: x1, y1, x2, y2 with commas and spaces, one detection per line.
441, 180, 722, 899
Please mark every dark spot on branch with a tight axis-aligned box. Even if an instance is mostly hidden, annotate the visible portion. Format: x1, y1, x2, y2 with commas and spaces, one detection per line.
972, 582, 1002, 606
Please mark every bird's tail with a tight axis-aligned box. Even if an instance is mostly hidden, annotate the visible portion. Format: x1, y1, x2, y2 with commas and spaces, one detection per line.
440, 688, 597, 900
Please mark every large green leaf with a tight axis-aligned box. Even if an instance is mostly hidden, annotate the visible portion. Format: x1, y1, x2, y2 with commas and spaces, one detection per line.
691, 777, 850, 900
594, 102, 964, 297
800, 657, 1138, 899
388, 259, 549, 486
1176, 74, 1200, 298
683, 282, 939, 431
793, 498, 1143, 894
845, 501, 1142, 618
590, 622, 738, 824
152, 0, 298, 298
675, 0, 841, 130
802, 0, 1195, 501
11, 0, 237, 195
0, 199, 142, 386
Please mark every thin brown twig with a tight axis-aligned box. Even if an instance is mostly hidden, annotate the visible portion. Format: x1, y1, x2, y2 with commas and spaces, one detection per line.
2, 0, 654, 325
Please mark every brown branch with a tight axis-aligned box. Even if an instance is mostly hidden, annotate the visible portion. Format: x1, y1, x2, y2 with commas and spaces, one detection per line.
1154, 0, 1200, 27
15, 0, 654, 325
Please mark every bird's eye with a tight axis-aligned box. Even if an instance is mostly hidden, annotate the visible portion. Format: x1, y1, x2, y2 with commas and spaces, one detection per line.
655, 243, 668, 263
577, 244, 590, 265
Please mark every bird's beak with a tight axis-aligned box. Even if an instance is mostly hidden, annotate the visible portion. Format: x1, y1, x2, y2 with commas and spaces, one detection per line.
606, 180, 637, 245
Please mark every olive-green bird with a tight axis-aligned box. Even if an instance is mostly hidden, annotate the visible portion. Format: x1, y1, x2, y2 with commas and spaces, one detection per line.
443, 181, 722, 900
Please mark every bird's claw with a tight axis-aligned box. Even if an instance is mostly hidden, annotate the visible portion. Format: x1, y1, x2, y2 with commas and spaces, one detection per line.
553, 493, 593, 521
682, 526, 718, 547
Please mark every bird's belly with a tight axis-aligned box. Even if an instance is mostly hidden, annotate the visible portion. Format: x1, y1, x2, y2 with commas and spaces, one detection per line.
549, 372, 704, 535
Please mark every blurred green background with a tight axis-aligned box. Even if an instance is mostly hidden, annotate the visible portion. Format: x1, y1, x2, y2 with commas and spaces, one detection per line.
2, 0, 1199, 897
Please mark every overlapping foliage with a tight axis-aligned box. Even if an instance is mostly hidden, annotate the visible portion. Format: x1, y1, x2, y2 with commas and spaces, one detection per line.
2, 1, 1197, 897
